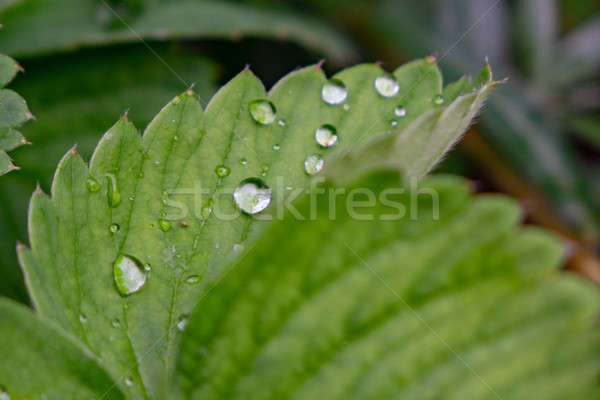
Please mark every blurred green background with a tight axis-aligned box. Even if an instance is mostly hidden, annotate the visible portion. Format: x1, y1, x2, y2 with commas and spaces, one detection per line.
1, 0, 599, 302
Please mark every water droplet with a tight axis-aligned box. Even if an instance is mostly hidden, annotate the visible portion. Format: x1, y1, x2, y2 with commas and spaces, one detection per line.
161, 189, 168, 197
240, 158, 248, 165
201, 206, 212, 220
129, 196, 135, 201
185, 275, 199, 284
433, 94, 445, 105
109, 223, 120, 233
0, 388, 9, 400
173, 135, 179, 141
111, 319, 121, 328
315, 124, 338, 147
343, 103, 351, 111
113, 254, 147, 296
124, 377, 133, 387
272, 144, 280, 151
374, 76, 400, 98
86, 177, 100, 192
304, 154, 324, 175
177, 315, 189, 331
79, 314, 87, 323
144, 263, 151, 271
394, 106, 407, 118
106, 173, 120, 208
248, 99, 277, 125
390, 119, 399, 127
233, 178, 271, 215
159, 219, 171, 232
322, 79, 348, 105
277, 119, 286, 127
232, 243, 244, 253
215, 165, 230, 178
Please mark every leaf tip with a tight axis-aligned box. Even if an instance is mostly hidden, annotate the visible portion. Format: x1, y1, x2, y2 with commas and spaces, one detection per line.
425, 55, 437, 64
34, 181, 44, 195
16, 241, 25, 252
315, 59, 325, 71
26, 111, 35, 121
69, 143, 78, 155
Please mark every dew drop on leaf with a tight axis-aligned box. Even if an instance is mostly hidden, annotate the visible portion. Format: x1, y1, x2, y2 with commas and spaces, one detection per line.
321, 79, 347, 105
215, 165, 230, 178
144, 263, 151, 271
248, 99, 277, 125
185, 275, 199, 284
79, 314, 87, 323
277, 119, 286, 127
177, 315, 189, 331
315, 124, 338, 147
343, 103, 350, 111
109, 223, 120, 233
240, 158, 248, 165
272, 144, 280, 151
304, 154, 324, 175
433, 94, 445, 105
233, 178, 271, 214
390, 119, 399, 127
124, 377, 133, 387
86, 177, 100, 192
113, 254, 147, 296
111, 319, 121, 328
105, 173, 121, 208
394, 106, 407, 118
0, 388, 8, 400
374, 76, 399, 98
158, 219, 171, 232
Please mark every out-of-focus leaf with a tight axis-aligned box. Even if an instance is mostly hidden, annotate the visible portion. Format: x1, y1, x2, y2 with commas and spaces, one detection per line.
0, 45, 217, 302
17, 60, 490, 398
548, 14, 600, 86
0, 298, 125, 399
0, 0, 357, 63
176, 171, 600, 399
514, 0, 557, 78
567, 115, 600, 148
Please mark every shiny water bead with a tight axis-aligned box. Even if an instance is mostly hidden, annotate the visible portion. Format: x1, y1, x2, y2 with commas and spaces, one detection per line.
394, 106, 407, 118
321, 79, 348, 105
304, 154, 324, 175
315, 124, 338, 148
248, 99, 277, 125
159, 219, 171, 232
433, 94, 445, 105
233, 178, 271, 214
374, 76, 400, 98
86, 176, 100, 192
109, 223, 120, 233
113, 254, 147, 296
215, 165, 230, 178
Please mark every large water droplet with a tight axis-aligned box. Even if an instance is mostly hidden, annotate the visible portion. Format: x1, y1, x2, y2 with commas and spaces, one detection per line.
86, 177, 100, 192
374, 76, 400, 98
113, 254, 147, 296
394, 106, 407, 118
106, 173, 121, 208
233, 178, 271, 215
248, 99, 277, 125
109, 223, 120, 233
315, 124, 338, 147
322, 79, 348, 105
215, 165, 230, 178
433, 94, 445, 105
304, 154, 324, 175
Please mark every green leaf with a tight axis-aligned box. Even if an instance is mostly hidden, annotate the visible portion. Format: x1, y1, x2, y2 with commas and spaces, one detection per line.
0, 51, 30, 175
0, 298, 125, 399
176, 171, 600, 399
0, 45, 217, 302
18, 60, 495, 398
0, 0, 356, 63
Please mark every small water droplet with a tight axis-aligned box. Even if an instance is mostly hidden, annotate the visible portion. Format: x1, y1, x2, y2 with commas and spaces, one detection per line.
315, 124, 338, 147
240, 158, 248, 165
201, 206, 212, 220
343, 103, 351, 111
144, 263, 151, 271
433, 94, 445, 105
394, 106, 407, 118
124, 377, 133, 387
272, 144, 280, 151
79, 314, 87, 323
159, 219, 171, 232
304, 154, 324, 175
177, 315, 189, 331
374, 76, 400, 98
233, 178, 271, 215
113, 254, 147, 296
162, 189, 168, 197
277, 119, 286, 127
185, 275, 199, 284
86, 177, 100, 192
106, 173, 121, 208
248, 99, 277, 125
390, 119, 399, 127
129, 196, 135, 201
215, 165, 230, 178
173, 135, 179, 141
111, 319, 121, 328
233, 243, 243, 252
322, 79, 348, 105
109, 223, 120, 233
